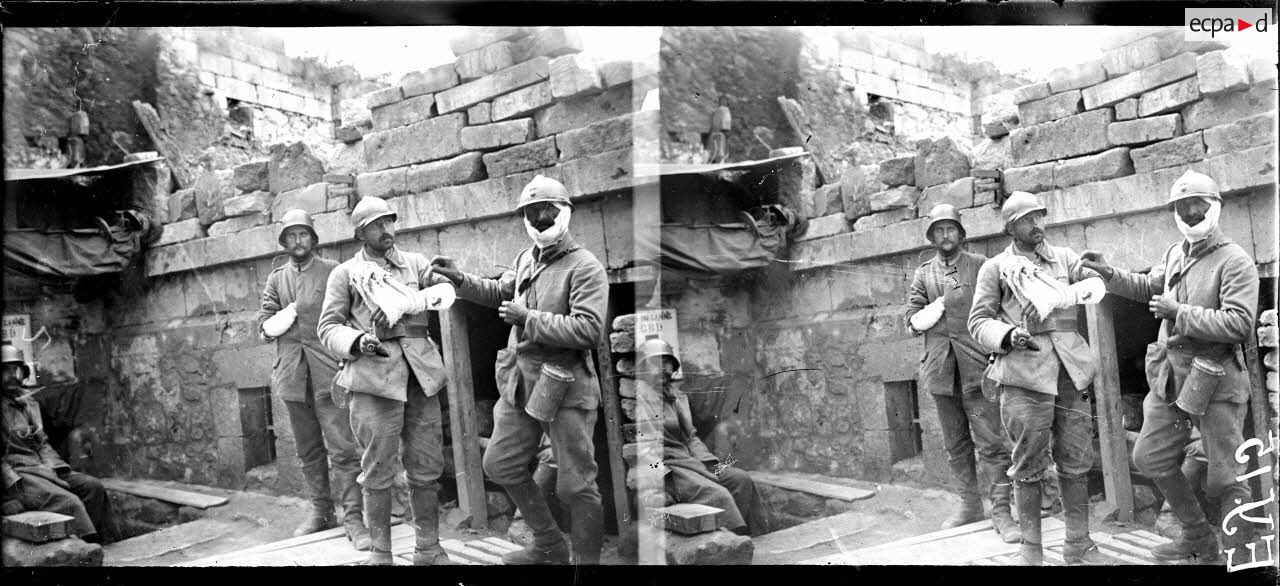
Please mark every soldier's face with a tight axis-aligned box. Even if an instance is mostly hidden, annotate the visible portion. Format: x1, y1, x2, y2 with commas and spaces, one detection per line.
1008, 211, 1046, 247
1174, 197, 1212, 227
2, 364, 24, 391
929, 222, 962, 254
282, 226, 314, 259
360, 217, 396, 252
524, 202, 560, 232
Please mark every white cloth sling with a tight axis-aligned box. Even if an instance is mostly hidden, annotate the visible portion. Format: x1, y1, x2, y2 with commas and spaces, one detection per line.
1000, 255, 1104, 322
348, 260, 455, 328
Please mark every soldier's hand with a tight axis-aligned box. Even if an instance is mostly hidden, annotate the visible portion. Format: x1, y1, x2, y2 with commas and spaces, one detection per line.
358, 333, 383, 357
1007, 327, 1034, 350
1149, 294, 1180, 321
371, 306, 390, 329
429, 256, 464, 285
1079, 250, 1114, 282
499, 300, 529, 327
2, 499, 22, 516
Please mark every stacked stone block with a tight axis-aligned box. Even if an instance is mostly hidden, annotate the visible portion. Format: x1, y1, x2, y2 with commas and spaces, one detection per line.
1261, 310, 1278, 440
792, 28, 1275, 275
189, 28, 333, 120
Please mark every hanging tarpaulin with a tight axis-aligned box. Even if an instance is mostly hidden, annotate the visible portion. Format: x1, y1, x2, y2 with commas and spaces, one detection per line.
636, 204, 806, 277
4, 217, 150, 279
4, 155, 161, 280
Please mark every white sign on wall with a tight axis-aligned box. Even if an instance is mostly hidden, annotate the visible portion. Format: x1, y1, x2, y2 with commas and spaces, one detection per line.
635, 308, 681, 379
2, 314, 39, 386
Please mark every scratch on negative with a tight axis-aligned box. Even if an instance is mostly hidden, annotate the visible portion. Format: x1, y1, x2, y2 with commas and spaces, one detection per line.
760, 368, 822, 380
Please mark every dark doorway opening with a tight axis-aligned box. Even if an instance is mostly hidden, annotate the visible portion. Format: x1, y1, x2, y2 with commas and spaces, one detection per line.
884, 380, 923, 464
238, 387, 276, 471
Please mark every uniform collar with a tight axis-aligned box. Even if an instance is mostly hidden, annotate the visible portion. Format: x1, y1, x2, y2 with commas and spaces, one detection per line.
357, 246, 406, 269
289, 255, 316, 273
1007, 241, 1054, 264
932, 250, 962, 269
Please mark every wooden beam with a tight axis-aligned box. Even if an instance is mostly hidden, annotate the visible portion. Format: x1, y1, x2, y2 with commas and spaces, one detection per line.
595, 335, 633, 539
440, 307, 487, 530
130, 100, 193, 189
776, 96, 839, 185
1086, 300, 1135, 522
1242, 341, 1276, 502
101, 478, 228, 509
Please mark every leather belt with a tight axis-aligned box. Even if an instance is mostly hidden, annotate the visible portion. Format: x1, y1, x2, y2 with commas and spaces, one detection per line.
382, 324, 433, 339
1028, 315, 1078, 335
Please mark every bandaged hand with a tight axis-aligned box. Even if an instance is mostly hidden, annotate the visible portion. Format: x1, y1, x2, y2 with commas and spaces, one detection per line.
414, 283, 456, 312
1067, 277, 1107, 305
909, 297, 946, 332
262, 302, 298, 338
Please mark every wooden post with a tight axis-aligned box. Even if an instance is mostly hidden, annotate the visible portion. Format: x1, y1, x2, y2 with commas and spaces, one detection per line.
595, 337, 632, 537
1242, 342, 1276, 502
1086, 300, 1135, 522
440, 307, 487, 530
131, 100, 193, 189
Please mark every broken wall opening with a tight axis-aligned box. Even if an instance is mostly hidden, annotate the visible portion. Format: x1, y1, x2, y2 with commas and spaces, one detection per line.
883, 380, 922, 464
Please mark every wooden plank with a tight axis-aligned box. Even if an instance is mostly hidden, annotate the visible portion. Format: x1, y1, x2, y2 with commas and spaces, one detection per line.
1102, 536, 1159, 560
775, 96, 839, 184
806, 518, 1066, 565
1115, 531, 1163, 549
840, 519, 995, 556
1086, 301, 1136, 522
189, 524, 414, 567
440, 307, 488, 530
101, 478, 229, 509
440, 539, 503, 564
1242, 341, 1276, 503
595, 335, 632, 537
481, 536, 522, 552
104, 519, 238, 564
1131, 529, 1171, 544
465, 539, 512, 556
130, 100, 192, 189
754, 510, 870, 556
749, 471, 876, 502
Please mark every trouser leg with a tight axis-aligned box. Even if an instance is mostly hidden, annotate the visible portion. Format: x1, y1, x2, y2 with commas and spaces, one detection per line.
64, 472, 112, 543
547, 406, 603, 565
1133, 390, 1220, 562
286, 397, 337, 536
934, 388, 984, 528
716, 467, 769, 536
1199, 399, 1252, 560
13, 473, 96, 538
484, 397, 568, 564
314, 393, 362, 523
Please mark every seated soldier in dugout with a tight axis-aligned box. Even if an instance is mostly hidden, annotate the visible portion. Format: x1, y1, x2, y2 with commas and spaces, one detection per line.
2, 342, 116, 544
634, 338, 769, 537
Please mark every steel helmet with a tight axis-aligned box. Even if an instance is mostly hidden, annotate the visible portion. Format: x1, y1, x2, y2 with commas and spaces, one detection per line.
637, 338, 680, 372
925, 203, 966, 241
516, 175, 573, 212
277, 209, 319, 246
1, 343, 30, 379
1169, 169, 1221, 204
351, 197, 397, 231
1001, 191, 1047, 227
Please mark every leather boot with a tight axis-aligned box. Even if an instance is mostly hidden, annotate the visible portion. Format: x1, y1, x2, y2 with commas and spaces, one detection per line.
293, 501, 337, 537
941, 493, 985, 529
336, 468, 369, 551
359, 488, 394, 565
1014, 481, 1043, 566
568, 497, 603, 565
990, 480, 1020, 544
294, 460, 337, 537
1059, 473, 1104, 565
409, 485, 455, 565
1150, 473, 1220, 563
499, 480, 570, 565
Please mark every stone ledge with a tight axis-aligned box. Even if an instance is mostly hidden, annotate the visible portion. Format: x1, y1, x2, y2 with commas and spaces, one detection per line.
792, 145, 1275, 271
144, 148, 654, 278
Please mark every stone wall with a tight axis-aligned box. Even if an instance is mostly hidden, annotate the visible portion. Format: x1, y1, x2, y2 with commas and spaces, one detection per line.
108, 27, 657, 495
690, 28, 1277, 487
3, 28, 160, 169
